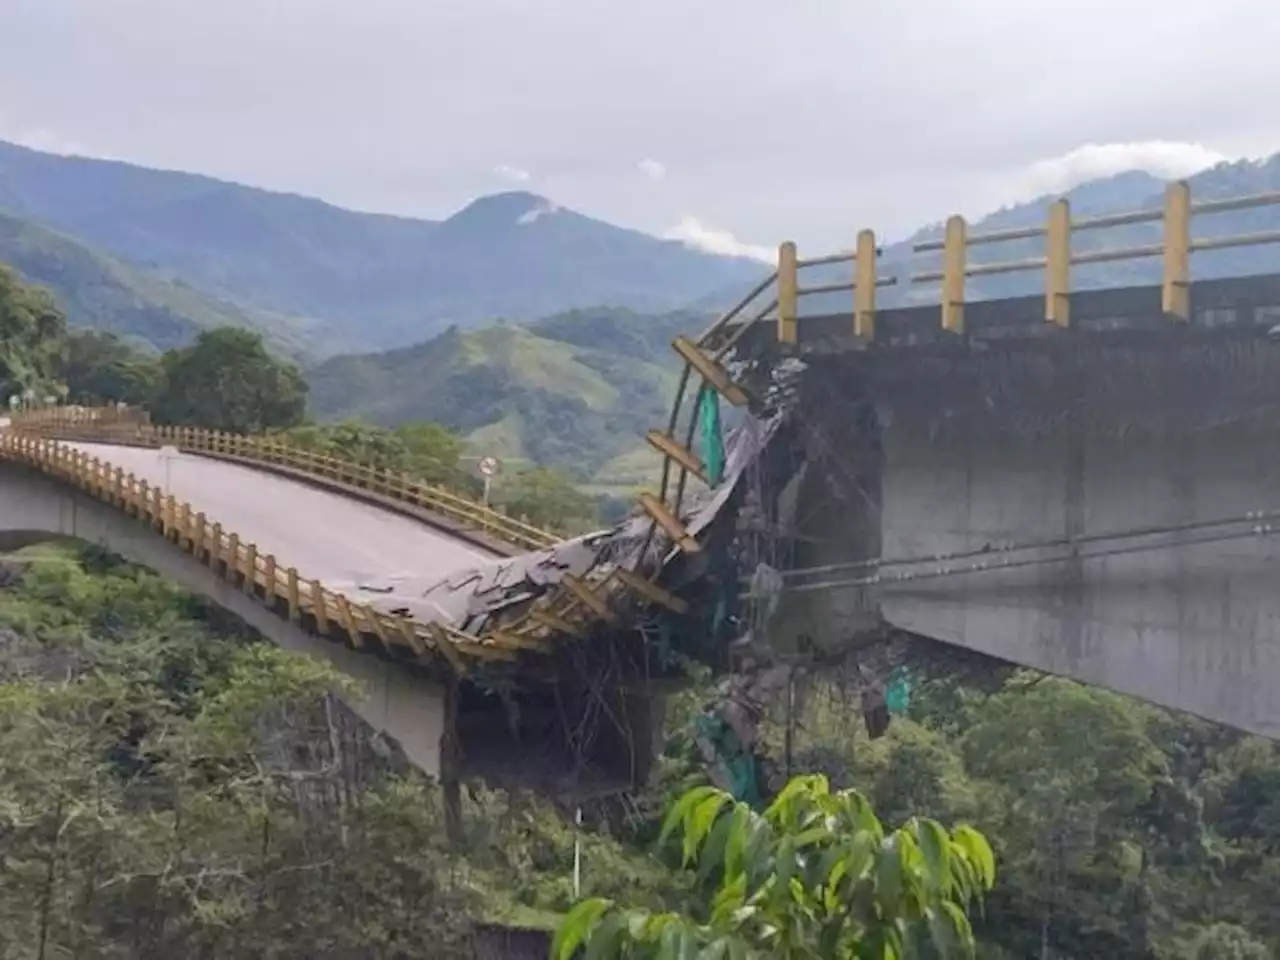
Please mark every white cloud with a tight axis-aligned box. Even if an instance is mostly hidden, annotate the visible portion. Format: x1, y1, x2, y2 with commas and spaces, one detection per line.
1016, 141, 1232, 198
517, 199, 559, 225
0, 114, 92, 157
638, 158, 666, 181
493, 163, 531, 183
665, 215, 773, 262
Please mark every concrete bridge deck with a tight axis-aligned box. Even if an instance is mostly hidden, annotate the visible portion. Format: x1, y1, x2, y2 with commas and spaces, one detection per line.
65, 442, 494, 594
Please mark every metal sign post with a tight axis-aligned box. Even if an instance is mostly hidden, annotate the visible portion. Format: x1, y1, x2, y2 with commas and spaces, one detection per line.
477, 455, 500, 507
159, 445, 179, 492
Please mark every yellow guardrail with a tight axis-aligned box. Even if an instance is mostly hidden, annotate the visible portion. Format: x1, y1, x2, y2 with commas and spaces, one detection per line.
3, 408, 670, 674
765, 180, 1280, 340
9, 407, 561, 553
0, 432, 522, 668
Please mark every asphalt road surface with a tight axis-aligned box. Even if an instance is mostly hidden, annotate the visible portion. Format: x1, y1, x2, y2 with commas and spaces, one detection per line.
67, 442, 496, 593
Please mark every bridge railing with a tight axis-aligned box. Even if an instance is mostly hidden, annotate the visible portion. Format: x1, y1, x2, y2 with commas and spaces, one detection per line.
0, 432, 520, 667
8, 407, 561, 553
762, 180, 1280, 341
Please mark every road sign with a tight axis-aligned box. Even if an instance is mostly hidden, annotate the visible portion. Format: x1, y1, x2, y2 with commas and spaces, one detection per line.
478, 455, 501, 478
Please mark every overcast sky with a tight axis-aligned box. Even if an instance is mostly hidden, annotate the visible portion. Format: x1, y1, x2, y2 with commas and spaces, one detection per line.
2, 0, 1278, 259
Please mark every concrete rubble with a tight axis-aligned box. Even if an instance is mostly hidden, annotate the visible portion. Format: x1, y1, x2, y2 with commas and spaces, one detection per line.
335, 408, 787, 643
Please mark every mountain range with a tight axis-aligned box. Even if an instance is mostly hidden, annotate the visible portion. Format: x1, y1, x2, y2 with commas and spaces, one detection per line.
0, 139, 763, 356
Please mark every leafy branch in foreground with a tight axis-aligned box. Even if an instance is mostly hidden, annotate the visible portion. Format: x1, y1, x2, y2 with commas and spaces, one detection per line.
554, 773, 996, 959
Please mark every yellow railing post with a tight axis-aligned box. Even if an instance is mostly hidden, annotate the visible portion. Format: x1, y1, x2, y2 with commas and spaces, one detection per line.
1163, 180, 1191, 321
287, 567, 300, 622
854, 229, 877, 340
777, 241, 799, 345
244, 543, 257, 595
311, 581, 329, 634
942, 215, 967, 334
263, 553, 276, 603
1046, 199, 1071, 327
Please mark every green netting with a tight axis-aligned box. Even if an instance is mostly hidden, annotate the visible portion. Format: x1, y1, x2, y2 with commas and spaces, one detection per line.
695, 713, 761, 806
696, 384, 725, 487
886, 666, 913, 714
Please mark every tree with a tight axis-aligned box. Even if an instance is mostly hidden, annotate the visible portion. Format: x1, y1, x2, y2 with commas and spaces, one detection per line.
151, 327, 307, 434
554, 774, 996, 959
497, 466, 598, 534
60, 329, 160, 406
1186, 923, 1271, 960
0, 264, 66, 403
959, 677, 1169, 958
284, 419, 471, 491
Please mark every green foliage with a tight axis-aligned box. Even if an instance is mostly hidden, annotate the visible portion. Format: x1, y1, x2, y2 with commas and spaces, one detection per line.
556, 775, 995, 959
0, 263, 66, 402
495, 466, 600, 534
61, 328, 161, 405
1185, 924, 1271, 960
283, 418, 472, 491
729, 668, 1280, 959
152, 327, 308, 434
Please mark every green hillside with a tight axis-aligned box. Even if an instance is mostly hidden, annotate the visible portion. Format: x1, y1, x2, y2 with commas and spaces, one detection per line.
307, 307, 702, 483
0, 210, 342, 359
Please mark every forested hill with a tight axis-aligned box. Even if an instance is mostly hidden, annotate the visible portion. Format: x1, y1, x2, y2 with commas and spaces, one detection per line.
307, 306, 702, 486
0, 209, 339, 359
0, 139, 763, 352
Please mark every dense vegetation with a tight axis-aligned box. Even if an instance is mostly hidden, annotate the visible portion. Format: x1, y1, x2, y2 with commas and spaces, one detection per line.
731, 670, 1280, 958
0, 544, 1274, 958
149, 327, 309, 435
0, 263, 66, 405
0, 544, 680, 958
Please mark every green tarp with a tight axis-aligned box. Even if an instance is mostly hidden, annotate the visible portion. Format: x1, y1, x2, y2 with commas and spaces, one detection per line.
886, 666, 912, 714
696, 385, 725, 487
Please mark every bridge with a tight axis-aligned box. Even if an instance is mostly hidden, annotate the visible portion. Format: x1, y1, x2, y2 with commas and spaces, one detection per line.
6, 178, 1280, 798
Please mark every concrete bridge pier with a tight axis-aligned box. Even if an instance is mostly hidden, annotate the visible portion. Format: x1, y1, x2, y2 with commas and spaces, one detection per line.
454, 667, 668, 799
764, 343, 1280, 739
